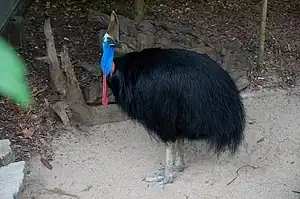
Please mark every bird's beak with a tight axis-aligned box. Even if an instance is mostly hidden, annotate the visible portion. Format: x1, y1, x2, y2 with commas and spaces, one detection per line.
107, 36, 121, 48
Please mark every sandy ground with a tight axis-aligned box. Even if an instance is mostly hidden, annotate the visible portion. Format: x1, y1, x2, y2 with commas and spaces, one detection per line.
21, 88, 300, 199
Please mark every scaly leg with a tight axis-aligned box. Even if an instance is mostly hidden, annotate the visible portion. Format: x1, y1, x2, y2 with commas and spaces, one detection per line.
174, 137, 185, 172
161, 142, 175, 184
143, 142, 175, 184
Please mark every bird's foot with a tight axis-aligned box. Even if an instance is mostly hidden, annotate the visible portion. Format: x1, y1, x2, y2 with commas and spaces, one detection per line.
158, 174, 174, 185
143, 174, 174, 185
142, 168, 174, 185
173, 164, 185, 172
174, 160, 185, 172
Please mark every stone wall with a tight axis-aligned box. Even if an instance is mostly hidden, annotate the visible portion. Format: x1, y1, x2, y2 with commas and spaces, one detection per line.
0, 139, 27, 199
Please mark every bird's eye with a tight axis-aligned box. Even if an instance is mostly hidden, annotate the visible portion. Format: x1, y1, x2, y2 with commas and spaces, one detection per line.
107, 37, 117, 47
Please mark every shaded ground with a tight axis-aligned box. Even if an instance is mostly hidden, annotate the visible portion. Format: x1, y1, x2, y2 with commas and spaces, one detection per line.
21, 88, 300, 199
0, 0, 300, 167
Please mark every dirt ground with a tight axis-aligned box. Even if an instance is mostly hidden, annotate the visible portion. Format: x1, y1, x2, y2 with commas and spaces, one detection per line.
21, 88, 300, 199
0, 0, 300, 185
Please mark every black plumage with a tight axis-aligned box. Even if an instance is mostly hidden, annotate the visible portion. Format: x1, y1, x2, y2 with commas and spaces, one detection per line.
108, 48, 245, 154
101, 11, 246, 185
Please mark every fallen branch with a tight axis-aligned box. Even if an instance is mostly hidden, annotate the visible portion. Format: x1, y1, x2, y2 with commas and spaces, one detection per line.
292, 190, 300, 194
227, 164, 259, 186
34, 56, 49, 64
40, 155, 53, 170
32, 87, 47, 97
45, 188, 79, 199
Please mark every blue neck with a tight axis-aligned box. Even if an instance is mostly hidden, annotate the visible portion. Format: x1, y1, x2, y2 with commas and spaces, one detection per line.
100, 41, 115, 77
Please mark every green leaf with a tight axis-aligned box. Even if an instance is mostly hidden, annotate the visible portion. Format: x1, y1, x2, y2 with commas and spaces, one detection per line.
0, 37, 32, 108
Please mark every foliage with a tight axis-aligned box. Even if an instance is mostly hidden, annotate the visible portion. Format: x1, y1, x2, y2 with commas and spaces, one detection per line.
0, 37, 32, 108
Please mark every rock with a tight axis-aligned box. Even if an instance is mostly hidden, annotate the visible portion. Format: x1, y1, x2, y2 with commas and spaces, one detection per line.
89, 10, 252, 92
136, 32, 156, 50
137, 20, 156, 34
0, 139, 15, 167
83, 82, 115, 105
0, 161, 27, 199
1, 15, 25, 48
294, 75, 300, 87
88, 9, 109, 27
119, 16, 137, 36
117, 35, 137, 54
77, 60, 101, 75
190, 46, 221, 63
156, 36, 171, 47
235, 76, 250, 91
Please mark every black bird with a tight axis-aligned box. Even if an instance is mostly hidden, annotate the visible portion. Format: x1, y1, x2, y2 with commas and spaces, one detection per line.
100, 11, 246, 185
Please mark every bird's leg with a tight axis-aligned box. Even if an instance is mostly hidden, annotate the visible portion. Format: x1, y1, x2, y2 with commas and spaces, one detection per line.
143, 142, 175, 184
174, 137, 185, 172
160, 142, 175, 184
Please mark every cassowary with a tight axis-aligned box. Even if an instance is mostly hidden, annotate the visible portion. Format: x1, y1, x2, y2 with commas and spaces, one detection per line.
100, 11, 246, 185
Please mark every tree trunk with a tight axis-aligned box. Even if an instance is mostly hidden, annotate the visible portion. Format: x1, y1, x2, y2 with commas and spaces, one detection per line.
134, 0, 145, 21
256, 0, 268, 73
36, 19, 128, 126
44, 18, 66, 95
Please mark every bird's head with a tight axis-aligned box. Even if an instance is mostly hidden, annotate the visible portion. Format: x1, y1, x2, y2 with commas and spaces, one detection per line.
100, 11, 120, 77
103, 10, 120, 48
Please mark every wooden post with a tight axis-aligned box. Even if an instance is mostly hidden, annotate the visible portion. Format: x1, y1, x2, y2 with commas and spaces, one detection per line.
256, 0, 268, 73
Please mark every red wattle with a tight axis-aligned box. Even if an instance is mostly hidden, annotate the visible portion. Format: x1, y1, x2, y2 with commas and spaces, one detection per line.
102, 72, 109, 107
